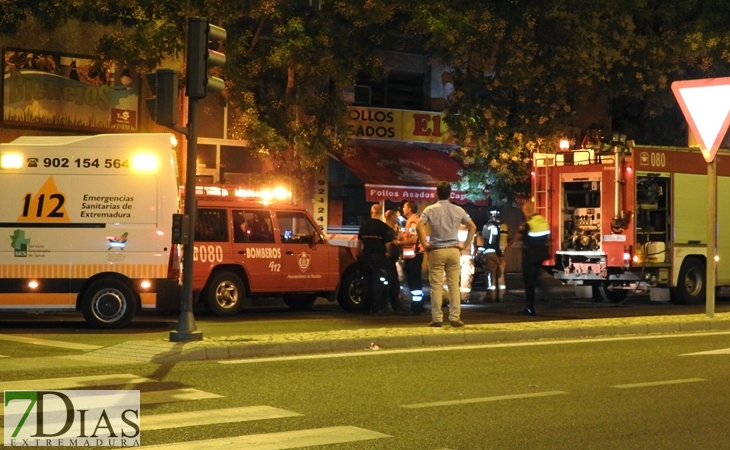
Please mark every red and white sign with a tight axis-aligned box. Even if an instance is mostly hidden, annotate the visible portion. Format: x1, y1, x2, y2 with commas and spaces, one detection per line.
365, 184, 487, 205
671, 77, 730, 162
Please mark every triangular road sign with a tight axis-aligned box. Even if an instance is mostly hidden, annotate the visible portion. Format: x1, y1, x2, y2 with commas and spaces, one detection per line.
672, 77, 730, 163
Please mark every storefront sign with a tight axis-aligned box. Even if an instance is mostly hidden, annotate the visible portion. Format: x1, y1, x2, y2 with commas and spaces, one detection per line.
347, 107, 455, 144
365, 184, 486, 205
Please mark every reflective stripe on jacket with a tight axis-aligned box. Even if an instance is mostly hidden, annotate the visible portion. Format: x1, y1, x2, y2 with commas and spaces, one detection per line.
524, 214, 550, 249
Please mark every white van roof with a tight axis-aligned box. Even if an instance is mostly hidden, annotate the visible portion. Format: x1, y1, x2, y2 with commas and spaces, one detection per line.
6, 133, 172, 147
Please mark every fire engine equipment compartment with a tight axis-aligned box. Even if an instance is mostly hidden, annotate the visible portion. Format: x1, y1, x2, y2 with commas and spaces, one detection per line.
561, 177, 602, 252
534, 142, 730, 305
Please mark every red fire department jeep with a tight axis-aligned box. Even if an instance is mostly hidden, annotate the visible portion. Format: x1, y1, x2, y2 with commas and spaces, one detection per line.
190, 186, 363, 315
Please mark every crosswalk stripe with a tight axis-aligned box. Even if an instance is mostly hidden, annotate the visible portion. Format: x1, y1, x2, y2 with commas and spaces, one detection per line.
140, 426, 391, 449
0, 373, 153, 391
681, 347, 730, 355
0, 334, 101, 350
141, 388, 223, 405
400, 391, 567, 409
612, 378, 705, 389
142, 406, 302, 431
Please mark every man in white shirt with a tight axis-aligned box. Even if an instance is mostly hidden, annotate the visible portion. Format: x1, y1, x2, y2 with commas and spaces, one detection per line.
417, 182, 476, 327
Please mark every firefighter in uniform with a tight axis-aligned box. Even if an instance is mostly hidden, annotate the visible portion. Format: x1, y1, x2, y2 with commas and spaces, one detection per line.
394, 201, 425, 314
481, 209, 507, 301
357, 204, 394, 314
518, 202, 550, 316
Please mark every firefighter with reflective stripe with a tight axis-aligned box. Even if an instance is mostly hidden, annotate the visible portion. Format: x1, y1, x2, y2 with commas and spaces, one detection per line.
481, 208, 506, 301
394, 201, 425, 314
518, 202, 551, 316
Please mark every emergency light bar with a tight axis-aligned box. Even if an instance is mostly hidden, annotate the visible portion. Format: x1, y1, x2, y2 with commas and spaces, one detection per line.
190, 185, 292, 204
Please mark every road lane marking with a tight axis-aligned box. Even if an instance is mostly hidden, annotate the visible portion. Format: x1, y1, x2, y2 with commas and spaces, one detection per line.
613, 378, 705, 389
141, 388, 223, 405
0, 373, 153, 391
681, 348, 730, 355
400, 391, 566, 409
220, 331, 730, 365
139, 426, 390, 449
142, 406, 302, 431
0, 333, 101, 350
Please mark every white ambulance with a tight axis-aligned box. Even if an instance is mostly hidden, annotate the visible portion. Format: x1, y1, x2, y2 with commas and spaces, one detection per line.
0, 133, 181, 328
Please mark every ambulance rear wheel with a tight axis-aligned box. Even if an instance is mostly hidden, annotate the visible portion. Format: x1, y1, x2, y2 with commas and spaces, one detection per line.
81, 279, 137, 329
672, 257, 705, 304
205, 271, 245, 316
337, 268, 367, 313
592, 283, 628, 303
283, 294, 318, 311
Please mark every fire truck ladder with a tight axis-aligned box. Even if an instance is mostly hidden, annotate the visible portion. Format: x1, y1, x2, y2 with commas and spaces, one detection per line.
532, 153, 553, 219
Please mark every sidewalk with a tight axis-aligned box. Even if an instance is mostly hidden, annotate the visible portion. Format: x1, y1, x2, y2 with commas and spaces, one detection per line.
4, 311, 730, 373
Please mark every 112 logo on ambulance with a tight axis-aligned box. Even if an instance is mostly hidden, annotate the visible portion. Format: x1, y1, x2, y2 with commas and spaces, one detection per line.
17, 177, 69, 222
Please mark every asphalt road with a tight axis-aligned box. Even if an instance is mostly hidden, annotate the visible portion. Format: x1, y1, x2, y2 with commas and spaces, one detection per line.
3, 330, 730, 449
1, 273, 729, 350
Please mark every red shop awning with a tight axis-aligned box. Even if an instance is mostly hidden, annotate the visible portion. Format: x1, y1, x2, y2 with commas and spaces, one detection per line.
337, 146, 487, 205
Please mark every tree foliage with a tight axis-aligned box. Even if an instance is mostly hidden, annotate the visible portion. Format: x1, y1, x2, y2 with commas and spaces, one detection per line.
4, 0, 730, 203
409, 0, 730, 202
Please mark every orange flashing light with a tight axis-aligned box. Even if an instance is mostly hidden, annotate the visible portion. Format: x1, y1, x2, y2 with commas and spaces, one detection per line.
188, 184, 292, 203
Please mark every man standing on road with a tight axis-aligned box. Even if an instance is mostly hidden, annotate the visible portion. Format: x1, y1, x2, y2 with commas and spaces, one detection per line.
358, 204, 394, 315
481, 209, 506, 301
518, 202, 551, 316
394, 201, 425, 314
384, 209, 405, 312
417, 182, 477, 327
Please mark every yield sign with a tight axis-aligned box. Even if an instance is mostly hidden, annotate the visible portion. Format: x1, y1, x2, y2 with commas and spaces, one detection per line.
672, 77, 730, 162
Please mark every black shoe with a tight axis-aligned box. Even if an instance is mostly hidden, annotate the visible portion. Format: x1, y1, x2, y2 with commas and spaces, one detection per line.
450, 320, 465, 328
428, 321, 442, 327
521, 308, 536, 316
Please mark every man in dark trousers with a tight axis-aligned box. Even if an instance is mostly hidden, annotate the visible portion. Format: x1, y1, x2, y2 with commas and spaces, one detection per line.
357, 204, 394, 315
481, 209, 506, 301
394, 201, 425, 314
384, 209, 404, 312
518, 202, 551, 316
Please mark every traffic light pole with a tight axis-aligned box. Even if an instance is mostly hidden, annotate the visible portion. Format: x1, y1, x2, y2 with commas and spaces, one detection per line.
169, 16, 226, 342
170, 97, 202, 342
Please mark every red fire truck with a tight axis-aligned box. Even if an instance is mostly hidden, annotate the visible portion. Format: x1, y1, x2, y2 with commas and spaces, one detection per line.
189, 186, 363, 315
532, 141, 730, 304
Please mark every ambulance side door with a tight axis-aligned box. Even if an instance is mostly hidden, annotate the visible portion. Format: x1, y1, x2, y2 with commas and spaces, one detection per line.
276, 211, 331, 291
231, 209, 282, 292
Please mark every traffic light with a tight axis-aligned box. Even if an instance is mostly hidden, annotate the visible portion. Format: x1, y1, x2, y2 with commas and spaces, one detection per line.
187, 17, 227, 99
146, 69, 179, 127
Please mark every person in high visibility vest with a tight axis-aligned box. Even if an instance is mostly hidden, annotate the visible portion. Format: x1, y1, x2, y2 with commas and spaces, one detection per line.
518, 202, 550, 316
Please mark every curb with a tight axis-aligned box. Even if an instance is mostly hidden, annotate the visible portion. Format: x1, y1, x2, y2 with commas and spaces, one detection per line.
153, 315, 730, 364
4, 314, 730, 373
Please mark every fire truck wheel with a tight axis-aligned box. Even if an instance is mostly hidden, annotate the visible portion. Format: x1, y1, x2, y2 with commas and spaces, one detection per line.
205, 271, 245, 316
283, 294, 318, 311
337, 268, 367, 313
592, 283, 628, 303
672, 258, 706, 304
81, 279, 137, 329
